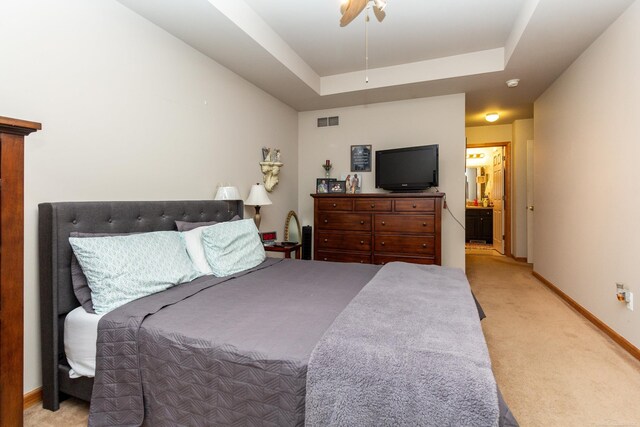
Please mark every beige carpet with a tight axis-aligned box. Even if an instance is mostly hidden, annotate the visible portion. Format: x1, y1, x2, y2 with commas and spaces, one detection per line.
468, 254, 640, 427
25, 254, 640, 426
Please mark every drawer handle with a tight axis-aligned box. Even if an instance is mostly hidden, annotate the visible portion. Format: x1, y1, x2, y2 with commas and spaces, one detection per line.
360, 260, 364, 264
422, 243, 427, 248
381, 221, 386, 226
324, 238, 328, 243
370, 203, 375, 208
360, 220, 365, 225
360, 240, 364, 244
422, 222, 427, 226
323, 257, 328, 261
381, 241, 385, 246
332, 203, 337, 208
324, 219, 328, 224
413, 204, 417, 208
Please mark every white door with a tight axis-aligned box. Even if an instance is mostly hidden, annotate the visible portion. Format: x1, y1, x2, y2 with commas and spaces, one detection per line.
492, 148, 505, 254
526, 140, 534, 263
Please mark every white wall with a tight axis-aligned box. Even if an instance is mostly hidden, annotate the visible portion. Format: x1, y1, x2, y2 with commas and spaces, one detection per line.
534, 0, 639, 347
512, 119, 534, 258
298, 95, 467, 269
0, 0, 298, 393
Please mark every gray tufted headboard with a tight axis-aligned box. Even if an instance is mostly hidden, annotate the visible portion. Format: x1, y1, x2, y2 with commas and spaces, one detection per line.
38, 200, 243, 411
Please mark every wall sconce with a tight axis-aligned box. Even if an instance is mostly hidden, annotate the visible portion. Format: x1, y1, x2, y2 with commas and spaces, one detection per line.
245, 183, 272, 229
485, 112, 500, 123
260, 161, 283, 192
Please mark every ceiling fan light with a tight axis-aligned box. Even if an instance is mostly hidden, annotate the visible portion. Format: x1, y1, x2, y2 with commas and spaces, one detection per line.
485, 113, 500, 123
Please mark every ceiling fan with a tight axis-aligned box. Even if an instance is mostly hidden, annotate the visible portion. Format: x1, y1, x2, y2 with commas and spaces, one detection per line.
340, 0, 387, 27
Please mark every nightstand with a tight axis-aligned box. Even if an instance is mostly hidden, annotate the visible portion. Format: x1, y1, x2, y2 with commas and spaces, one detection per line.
263, 243, 302, 259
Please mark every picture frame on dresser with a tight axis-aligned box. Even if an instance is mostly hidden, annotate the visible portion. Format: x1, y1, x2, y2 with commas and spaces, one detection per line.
329, 180, 346, 193
316, 178, 329, 193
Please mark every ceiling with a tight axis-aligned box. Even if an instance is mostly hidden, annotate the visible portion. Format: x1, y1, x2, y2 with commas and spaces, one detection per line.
116, 0, 634, 126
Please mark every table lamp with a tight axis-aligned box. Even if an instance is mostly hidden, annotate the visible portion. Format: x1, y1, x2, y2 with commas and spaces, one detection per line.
214, 185, 241, 200
245, 183, 272, 229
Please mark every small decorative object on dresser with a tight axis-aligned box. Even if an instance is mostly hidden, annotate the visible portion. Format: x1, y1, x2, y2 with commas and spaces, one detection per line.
311, 192, 443, 265
322, 159, 332, 178
341, 173, 362, 193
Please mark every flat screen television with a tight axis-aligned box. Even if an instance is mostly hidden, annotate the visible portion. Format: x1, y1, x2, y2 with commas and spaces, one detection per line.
375, 144, 439, 191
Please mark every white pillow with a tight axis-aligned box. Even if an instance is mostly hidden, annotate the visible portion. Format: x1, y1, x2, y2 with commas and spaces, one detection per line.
181, 226, 214, 275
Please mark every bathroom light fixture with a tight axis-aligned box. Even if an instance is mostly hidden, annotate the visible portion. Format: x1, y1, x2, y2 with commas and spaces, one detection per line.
466, 153, 485, 159
485, 113, 500, 123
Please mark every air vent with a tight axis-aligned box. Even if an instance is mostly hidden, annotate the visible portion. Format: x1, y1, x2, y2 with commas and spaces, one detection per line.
317, 116, 340, 127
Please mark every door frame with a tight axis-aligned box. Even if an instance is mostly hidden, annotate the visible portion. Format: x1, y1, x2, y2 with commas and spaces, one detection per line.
466, 141, 512, 258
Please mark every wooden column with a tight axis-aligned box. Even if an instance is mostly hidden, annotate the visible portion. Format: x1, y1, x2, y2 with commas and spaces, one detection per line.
0, 116, 41, 426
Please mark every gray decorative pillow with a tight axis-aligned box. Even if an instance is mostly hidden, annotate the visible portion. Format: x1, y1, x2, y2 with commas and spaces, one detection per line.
70, 231, 133, 313
175, 215, 240, 232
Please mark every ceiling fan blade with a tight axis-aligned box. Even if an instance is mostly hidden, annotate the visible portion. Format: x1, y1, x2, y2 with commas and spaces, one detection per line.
340, 0, 367, 27
373, 6, 386, 22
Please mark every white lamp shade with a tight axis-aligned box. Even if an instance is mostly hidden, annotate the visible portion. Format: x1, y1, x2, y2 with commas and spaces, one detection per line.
214, 186, 241, 200
245, 183, 272, 206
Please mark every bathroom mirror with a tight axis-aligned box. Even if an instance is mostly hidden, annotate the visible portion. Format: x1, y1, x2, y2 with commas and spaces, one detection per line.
284, 210, 302, 243
465, 167, 489, 201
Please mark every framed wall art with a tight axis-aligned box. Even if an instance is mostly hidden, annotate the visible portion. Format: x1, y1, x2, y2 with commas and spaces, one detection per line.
350, 144, 372, 172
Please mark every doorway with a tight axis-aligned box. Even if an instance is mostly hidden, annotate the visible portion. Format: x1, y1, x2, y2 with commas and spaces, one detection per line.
465, 142, 512, 257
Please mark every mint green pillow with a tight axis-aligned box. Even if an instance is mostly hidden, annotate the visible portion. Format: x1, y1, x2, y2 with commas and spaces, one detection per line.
201, 219, 266, 277
69, 231, 201, 314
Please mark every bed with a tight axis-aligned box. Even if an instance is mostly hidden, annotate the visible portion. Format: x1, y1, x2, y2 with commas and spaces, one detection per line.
39, 200, 517, 426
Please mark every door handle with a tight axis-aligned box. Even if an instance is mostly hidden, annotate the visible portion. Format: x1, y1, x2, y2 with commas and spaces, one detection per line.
527, 206, 534, 211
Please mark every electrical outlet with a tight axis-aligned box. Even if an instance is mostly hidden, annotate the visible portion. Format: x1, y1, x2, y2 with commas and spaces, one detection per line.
626, 291, 634, 311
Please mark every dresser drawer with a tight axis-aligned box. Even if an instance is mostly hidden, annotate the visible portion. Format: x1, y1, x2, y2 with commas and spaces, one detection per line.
317, 199, 353, 211
317, 231, 371, 251
354, 199, 392, 212
317, 213, 371, 231
374, 235, 436, 255
375, 215, 435, 233
374, 254, 436, 265
316, 251, 371, 264
394, 199, 435, 212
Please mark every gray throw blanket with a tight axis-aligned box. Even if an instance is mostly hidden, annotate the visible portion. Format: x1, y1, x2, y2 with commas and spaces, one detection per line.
306, 262, 499, 426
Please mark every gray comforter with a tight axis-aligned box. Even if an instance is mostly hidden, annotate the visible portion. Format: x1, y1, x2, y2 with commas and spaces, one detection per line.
89, 259, 515, 426
306, 262, 499, 426
89, 259, 380, 426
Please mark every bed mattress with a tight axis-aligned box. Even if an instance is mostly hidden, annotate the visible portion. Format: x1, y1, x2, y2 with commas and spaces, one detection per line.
64, 306, 103, 378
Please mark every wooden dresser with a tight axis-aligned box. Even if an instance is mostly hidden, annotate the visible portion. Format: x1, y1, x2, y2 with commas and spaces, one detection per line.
311, 193, 443, 265
0, 116, 40, 426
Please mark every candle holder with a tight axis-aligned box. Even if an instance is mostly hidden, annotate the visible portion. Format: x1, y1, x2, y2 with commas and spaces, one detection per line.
322, 163, 332, 178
